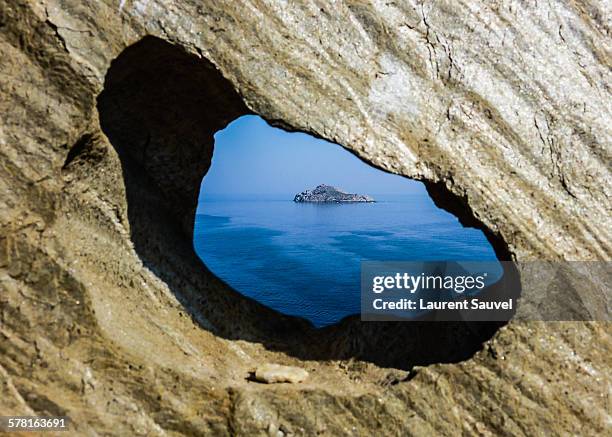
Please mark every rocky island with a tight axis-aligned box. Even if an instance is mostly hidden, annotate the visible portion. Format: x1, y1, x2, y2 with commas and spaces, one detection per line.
294, 184, 375, 203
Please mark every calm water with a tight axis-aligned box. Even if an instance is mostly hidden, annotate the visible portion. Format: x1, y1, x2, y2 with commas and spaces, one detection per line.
194, 194, 499, 327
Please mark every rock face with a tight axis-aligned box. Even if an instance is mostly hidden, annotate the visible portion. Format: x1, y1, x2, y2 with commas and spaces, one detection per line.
0, 0, 610, 435
294, 184, 374, 203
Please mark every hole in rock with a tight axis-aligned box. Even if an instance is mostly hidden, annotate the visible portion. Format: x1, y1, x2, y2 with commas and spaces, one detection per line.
196, 115, 505, 327
96, 36, 519, 371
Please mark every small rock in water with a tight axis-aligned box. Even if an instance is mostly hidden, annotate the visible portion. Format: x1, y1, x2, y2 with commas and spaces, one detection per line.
254, 364, 309, 384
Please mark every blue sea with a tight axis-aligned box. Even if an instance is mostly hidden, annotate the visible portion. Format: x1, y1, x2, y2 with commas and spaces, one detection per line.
194, 194, 499, 327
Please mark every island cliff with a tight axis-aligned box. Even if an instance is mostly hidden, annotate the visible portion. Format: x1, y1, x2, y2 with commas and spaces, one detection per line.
294, 184, 374, 203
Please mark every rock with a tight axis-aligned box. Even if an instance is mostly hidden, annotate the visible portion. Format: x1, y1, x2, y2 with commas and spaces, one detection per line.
294, 184, 374, 203
0, 0, 610, 435
254, 364, 309, 384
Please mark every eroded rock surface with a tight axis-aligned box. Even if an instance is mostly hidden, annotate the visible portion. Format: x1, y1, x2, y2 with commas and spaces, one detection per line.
1, 0, 610, 435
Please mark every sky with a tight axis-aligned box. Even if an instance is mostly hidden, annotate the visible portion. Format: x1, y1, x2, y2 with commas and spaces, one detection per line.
199, 115, 425, 199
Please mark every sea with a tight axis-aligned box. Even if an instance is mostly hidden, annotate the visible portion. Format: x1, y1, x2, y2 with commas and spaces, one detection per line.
194, 194, 500, 327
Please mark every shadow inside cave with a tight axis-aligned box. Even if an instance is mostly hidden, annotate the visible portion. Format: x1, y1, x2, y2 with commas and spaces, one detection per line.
95, 35, 520, 371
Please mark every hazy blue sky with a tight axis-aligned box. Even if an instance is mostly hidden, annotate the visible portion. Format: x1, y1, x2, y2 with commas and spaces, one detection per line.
199, 115, 425, 199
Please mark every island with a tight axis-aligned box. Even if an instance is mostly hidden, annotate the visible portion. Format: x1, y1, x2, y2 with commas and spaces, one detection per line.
293, 184, 375, 203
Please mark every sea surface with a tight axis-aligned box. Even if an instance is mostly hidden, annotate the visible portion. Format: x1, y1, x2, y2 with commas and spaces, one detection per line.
194, 194, 500, 327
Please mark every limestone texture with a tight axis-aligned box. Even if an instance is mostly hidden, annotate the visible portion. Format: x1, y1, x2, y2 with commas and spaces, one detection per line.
0, 0, 610, 436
